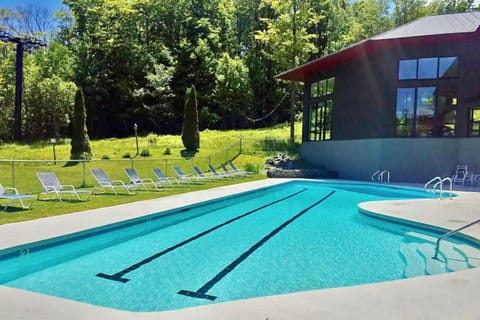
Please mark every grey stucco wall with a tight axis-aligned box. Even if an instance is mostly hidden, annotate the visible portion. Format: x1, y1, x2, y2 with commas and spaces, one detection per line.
301, 138, 480, 183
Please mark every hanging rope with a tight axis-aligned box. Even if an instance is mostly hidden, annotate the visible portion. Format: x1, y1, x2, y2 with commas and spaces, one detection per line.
239, 92, 289, 123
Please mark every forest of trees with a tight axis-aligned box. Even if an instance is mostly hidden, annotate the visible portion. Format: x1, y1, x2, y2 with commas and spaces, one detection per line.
0, 0, 478, 142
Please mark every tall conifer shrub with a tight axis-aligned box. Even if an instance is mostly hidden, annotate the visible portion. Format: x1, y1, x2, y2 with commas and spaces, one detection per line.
181, 85, 200, 151
70, 86, 92, 160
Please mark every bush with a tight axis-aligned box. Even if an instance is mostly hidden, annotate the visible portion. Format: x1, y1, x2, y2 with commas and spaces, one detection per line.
244, 163, 259, 174
163, 147, 171, 155
122, 152, 131, 158
140, 148, 150, 157
101, 155, 110, 160
147, 134, 158, 145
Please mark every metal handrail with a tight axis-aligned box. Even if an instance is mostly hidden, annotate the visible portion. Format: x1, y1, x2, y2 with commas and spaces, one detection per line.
372, 169, 390, 183
433, 217, 480, 259
379, 170, 390, 184
424, 176, 441, 191
437, 177, 453, 200
424, 176, 452, 199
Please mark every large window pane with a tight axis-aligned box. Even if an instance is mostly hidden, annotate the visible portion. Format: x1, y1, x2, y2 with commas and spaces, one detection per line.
398, 59, 417, 80
309, 104, 320, 140
439, 57, 458, 78
435, 86, 456, 137
416, 87, 436, 136
326, 77, 335, 95
418, 58, 438, 79
310, 82, 319, 98
395, 88, 415, 136
323, 100, 333, 140
470, 108, 480, 137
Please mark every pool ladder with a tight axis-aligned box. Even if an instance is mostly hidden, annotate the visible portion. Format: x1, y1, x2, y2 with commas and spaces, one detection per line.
433, 217, 480, 259
371, 169, 390, 184
424, 176, 453, 200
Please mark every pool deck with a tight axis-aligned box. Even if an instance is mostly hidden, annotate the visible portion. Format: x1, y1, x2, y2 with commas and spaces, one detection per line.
1, 178, 480, 319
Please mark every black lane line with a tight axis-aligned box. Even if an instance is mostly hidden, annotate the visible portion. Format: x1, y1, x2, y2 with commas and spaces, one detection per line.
96, 188, 307, 283
178, 190, 336, 301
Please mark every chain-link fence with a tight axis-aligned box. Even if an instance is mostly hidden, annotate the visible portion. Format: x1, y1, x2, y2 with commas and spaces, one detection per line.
0, 139, 242, 193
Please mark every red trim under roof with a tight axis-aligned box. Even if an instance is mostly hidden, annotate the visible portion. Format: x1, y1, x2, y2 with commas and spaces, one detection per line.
276, 31, 479, 82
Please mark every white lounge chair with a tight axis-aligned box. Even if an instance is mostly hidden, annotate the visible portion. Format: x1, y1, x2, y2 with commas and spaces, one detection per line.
152, 168, 179, 186
36, 172, 91, 202
0, 183, 34, 209
452, 165, 473, 186
124, 168, 162, 191
173, 166, 201, 184
192, 166, 219, 181
221, 163, 244, 177
208, 164, 233, 179
90, 168, 137, 195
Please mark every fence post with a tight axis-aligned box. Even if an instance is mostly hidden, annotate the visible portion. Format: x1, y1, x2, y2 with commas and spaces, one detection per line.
130, 158, 134, 169
239, 136, 242, 154
165, 159, 168, 176
82, 160, 86, 187
11, 160, 15, 187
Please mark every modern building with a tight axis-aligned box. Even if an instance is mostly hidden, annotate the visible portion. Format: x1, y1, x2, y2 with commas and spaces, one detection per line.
277, 12, 480, 183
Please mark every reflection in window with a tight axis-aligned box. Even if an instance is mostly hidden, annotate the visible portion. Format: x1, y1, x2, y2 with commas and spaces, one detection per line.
436, 86, 457, 136
310, 77, 335, 98
396, 88, 415, 136
470, 108, 480, 137
326, 78, 335, 95
395, 86, 456, 137
416, 87, 436, 136
418, 58, 438, 79
439, 57, 458, 78
309, 100, 333, 141
398, 57, 459, 80
398, 59, 417, 80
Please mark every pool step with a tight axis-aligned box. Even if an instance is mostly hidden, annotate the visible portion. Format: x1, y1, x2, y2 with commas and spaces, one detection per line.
399, 243, 426, 278
399, 232, 480, 278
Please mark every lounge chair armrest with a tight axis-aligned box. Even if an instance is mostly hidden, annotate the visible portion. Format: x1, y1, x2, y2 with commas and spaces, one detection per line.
3, 187, 20, 194
44, 185, 59, 192
111, 180, 126, 186
61, 185, 76, 190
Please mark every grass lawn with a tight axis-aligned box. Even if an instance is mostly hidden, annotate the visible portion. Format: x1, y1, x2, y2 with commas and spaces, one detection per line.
0, 122, 302, 225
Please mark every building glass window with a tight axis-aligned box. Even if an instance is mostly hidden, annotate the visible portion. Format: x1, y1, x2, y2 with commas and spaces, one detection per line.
436, 86, 457, 136
470, 107, 480, 137
398, 56, 458, 80
395, 88, 416, 136
309, 100, 333, 141
418, 58, 438, 79
398, 59, 417, 80
439, 57, 458, 78
395, 86, 456, 137
416, 87, 436, 136
310, 77, 335, 98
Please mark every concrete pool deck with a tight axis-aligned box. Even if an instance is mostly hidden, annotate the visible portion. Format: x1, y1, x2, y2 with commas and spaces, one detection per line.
1, 178, 480, 319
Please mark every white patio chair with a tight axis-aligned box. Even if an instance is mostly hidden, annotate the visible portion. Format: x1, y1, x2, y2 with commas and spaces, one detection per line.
0, 183, 34, 209
36, 172, 91, 202
90, 168, 138, 195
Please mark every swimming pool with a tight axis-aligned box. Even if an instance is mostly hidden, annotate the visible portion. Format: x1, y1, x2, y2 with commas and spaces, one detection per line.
0, 181, 477, 312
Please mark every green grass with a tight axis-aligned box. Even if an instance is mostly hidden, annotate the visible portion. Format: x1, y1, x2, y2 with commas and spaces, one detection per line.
0, 122, 302, 225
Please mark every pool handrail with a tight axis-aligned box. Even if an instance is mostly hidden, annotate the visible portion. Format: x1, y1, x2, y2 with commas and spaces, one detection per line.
433, 217, 480, 260
425, 176, 452, 199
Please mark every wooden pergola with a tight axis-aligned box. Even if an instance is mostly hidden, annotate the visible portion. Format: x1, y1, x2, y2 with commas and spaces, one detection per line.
0, 30, 46, 140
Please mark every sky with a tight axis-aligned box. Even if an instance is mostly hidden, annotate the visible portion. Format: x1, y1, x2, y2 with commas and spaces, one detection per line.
0, 0, 64, 13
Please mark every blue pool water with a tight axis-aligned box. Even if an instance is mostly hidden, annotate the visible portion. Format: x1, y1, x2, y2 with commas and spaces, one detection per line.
0, 181, 470, 311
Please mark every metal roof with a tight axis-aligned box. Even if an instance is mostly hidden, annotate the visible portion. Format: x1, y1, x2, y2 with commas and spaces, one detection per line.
372, 11, 480, 40
277, 12, 480, 82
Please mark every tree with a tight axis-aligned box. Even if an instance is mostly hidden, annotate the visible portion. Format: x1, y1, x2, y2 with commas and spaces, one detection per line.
255, 0, 321, 140
181, 85, 200, 151
70, 86, 92, 160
